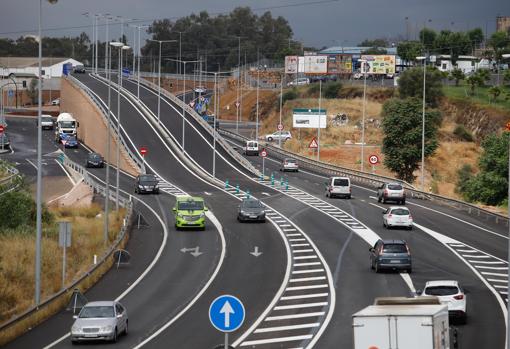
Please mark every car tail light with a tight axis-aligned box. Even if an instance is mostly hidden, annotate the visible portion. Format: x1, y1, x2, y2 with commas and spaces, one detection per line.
388, 214, 393, 218
454, 294, 464, 300
409, 215, 413, 220
384, 189, 388, 196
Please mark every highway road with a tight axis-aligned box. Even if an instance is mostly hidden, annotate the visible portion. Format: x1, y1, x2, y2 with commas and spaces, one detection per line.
1, 71, 506, 349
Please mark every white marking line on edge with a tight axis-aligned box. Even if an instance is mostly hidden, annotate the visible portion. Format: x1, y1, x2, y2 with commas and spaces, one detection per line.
286, 284, 328, 291
482, 271, 508, 277
293, 262, 321, 267
292, 269, 325, 274
470, 260, 506, 265
293, 255, 318, 260
475, 265, 508, 270
240, 334, 313, 346
274, 302, 328, 311
488, 278, 508, 283
399, 272, 416, 294
462, 254, 491, 259
290, 276, 326, 283
281, 293, 329, 301
254, 323, 320, 333
53, 158, 78, 186
265, 312, 325, 321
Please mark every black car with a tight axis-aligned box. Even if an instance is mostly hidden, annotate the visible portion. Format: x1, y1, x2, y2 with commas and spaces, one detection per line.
73, 65, 86, 73
369, 239, 412, 273
86, 152, 104, 168
0, 133, 10, 150
134, 174, 159, 194
237, 198, 266, 222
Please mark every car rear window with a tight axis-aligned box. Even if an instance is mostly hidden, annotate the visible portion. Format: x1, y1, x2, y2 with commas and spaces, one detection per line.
390, 208, 409, 216
388, 184, 403, 190
333, 178, 349, 186
243, 200, 262, 208
247, 142, 257, 147
425, 286, 459, 296
382, 244, 407, 253
286, 159, 296, 163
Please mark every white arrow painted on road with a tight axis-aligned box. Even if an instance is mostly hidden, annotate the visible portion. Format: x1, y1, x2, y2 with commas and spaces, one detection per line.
250, 246, 262, 257
220, 300, 234, 328
261, 192, 270, 197
204, 191, 212, 196
180, 246, 203, 257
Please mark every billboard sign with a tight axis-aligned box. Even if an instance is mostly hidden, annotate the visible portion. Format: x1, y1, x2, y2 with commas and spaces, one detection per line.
285, 56, 298, 74
293, 108, 327, 129
361, 55, 396, 75
327, 55, 353, 74
303, 56, 328, 74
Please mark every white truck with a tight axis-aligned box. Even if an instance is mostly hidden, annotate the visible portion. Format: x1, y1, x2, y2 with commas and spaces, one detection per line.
353, 297, 450, 349
55, 112, 79, 142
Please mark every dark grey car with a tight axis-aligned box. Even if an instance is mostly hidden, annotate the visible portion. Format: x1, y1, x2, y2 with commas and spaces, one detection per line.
370, 239, 412, 273
237, 198, 266, 222
86, 152, 104, 168
134, 174, 159, 194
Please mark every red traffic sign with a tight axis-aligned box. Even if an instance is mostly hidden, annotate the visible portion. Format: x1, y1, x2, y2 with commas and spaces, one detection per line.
0, 125, 4, 133
308, 137, 318, 149
61, 139, 67, 146
277, 124, 284, 131
140, 147, 148, 156
369, 154, 379, 165
260, 149, 267, 158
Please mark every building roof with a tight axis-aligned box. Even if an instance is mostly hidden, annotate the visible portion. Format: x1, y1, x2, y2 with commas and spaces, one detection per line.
0, 57, 73, 68
319, 46, 397, 55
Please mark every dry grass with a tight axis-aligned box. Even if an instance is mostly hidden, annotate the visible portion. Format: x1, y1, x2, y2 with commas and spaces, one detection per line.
0, 204, 125, 324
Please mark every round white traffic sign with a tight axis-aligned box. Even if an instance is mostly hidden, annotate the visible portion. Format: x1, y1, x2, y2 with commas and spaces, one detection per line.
369, 154, 379, 165
260, 149, 267, 158
277, 124, 284, 131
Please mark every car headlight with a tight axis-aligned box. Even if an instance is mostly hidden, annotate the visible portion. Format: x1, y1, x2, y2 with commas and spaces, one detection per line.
200, 212, 205, 218
101, 325, 113, 333
240, 210, 247, 215
177, 212, 184, 218
71, 325, 81, 333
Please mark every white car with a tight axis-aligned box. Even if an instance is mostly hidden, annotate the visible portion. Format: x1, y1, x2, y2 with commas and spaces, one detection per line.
51, 98, 60, 106
419, 280, 467, 324
287, 78, 310, 86
353, 72, 363, 80
265, 131, 292, 142
40, 115, 54, 130
71, 301, 128, 343
193, 86, 207, 94
325, 176, 351, 199
280, 158, 298, 172
382, 206, 413, 230
244, 140, 259, 156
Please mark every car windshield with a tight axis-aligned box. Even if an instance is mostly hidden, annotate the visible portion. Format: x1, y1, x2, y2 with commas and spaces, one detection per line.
382, 244, 407, 253
388, 184, 403, 190
42, 117, 53, 122
59, 121, 75, 128
79, 306, 114, 318
425, 286, 459, 296
89, 154, 101, 160
139, 175, 156, 182
178, 200, 204, 211
243, 200, 262, 208
333, 178, 349, 186
390, 208, 409, 216
285, 159, 296, 163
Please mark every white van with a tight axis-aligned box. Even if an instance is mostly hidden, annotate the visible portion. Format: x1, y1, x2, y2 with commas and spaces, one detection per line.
325, 176, 351, 199
244, 140, 259, 156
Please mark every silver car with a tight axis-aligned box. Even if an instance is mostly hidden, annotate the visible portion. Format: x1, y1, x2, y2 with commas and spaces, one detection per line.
377, 182, 406, 204
280, 158, 298, 172
71, 301, 128, 343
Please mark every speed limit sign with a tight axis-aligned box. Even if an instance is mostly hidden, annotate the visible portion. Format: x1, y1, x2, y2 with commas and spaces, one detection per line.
277, 124, 284, 131
368, 154, 379, 165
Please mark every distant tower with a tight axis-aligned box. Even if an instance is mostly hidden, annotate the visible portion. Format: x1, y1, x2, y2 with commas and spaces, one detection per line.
496, 16, 510, 33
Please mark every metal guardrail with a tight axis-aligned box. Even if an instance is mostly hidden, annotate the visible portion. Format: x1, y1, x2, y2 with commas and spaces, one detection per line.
0, 161, 22, 196
0, 155, 133, 337
66, 75, 143, 171
134, 78, 263, 178
219, 128, 509, 226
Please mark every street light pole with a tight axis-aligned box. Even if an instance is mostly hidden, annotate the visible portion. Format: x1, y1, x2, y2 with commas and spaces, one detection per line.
360, 59, 367, 172
278, 74, 283, 148
317, 79, 322, 161
236, 36, 241, 134
213, 72, 218, 178
256, 67, 260, 140
416, 55, 427, 192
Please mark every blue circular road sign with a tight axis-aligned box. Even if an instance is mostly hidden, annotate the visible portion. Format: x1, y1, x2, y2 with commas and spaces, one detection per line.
209, 295, 245, 333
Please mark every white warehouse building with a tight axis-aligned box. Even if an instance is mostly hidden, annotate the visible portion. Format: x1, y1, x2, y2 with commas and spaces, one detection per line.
0, 57, 83, 79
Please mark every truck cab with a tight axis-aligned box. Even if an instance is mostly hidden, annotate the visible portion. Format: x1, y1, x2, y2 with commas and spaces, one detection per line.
55, 112, 79, 143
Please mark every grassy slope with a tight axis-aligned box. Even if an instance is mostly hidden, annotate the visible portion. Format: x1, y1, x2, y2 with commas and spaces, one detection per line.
443, 83, 510, 111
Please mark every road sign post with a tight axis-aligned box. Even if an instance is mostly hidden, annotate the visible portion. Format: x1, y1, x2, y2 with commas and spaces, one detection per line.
309, 137, 318, 156
0, 125, 4, 151
209, 295, 245, 349
368, 154, 379, 174
140, 146, 148, 174
260, 148, 267, 177
58, 221, 72, 289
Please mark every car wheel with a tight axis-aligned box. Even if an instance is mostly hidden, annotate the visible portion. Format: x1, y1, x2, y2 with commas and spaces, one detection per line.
374, 262, 380, 273
286, 137, 291, 141
124, 321, 128, 335
382, 197, 386, 204
407, 267, 412, 274
370, 259, 374, 270
112, 328, 118, 343
402, 199, 406, 204
347, 195, 351, 199
134, 188, 138, 194
377, 195, 381, 203
71, 339, 78, 345
267, 137, 273, 142
383, 221, 386, 228
460, 314, 467, 325
407, 226, 413, 231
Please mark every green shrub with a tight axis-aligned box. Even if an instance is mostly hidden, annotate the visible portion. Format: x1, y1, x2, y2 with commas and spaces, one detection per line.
0, 191, 53, 231
455, 164, 473, 195
453, 125, 474, 142
282, 89, 298, 104
307, 83, 320, 95
324, 82, 342, 98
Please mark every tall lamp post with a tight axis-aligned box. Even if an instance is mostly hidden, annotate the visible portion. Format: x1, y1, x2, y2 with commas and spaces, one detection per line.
359, 59, 368, 172
128, 25, 149, 99
502, 53, 510, 349
148, 39, 177, 124
111, 42, 130, 211
416, 55, 427, 192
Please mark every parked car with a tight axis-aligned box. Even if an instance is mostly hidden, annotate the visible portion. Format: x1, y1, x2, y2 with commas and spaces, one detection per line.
287, 78, 310, 86
70, 301, 128, 344
173, 196, 207, 230
0, 133, 10, 150
243, 140, 259, 156
377, 182, 406, 204
193, 86, 207, 94
382, 206, 413, 230
237, 198, 266, 222
86, 152, 105, 168
73, 65, 86, 73
63, 135, 79, 148
353, 72, 364, 80
418, 280, 467, 324
369, 239, 412, 273
134, 174, 159, 194
40, 115, 54, 130
325, 176, 351, 199
265, 131, 292, 142
51, 98, 60, 106
280, 158, 298, 172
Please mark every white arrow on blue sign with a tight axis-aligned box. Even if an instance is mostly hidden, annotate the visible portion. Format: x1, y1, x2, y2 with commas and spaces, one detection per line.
209, 295, 245, 333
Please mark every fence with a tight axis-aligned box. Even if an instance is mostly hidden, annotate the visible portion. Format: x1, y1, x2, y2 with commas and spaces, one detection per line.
0, 161, 22, 196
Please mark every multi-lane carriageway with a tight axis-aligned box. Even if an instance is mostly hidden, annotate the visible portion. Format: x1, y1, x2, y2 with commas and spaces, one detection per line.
3, 72, 506, 349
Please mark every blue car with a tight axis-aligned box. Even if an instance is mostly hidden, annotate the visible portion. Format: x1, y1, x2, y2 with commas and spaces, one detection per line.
63, 134, 79, 148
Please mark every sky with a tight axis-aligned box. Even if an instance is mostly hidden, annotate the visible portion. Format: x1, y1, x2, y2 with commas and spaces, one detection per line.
0, 0, 509, 49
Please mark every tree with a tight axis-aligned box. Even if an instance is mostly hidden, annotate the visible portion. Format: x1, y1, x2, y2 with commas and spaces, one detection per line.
398, 67, 444, 107
488, 86, 502, 101
358, 38, 388, 47
26, 78, 38, 105
381, 98, 442, 183
448, 68, 465, 86
466, 74, 484, 95
504, 69, 510, 86
433, 30, 471, 64
397, 41, 424, 64
467, 28, 484, 49
489, 31, 510, 61
362, 47, 387, 54
459, 133, 509, 205
419, 28, 437, 48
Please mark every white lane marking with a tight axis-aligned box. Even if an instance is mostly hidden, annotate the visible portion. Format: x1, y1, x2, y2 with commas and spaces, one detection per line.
495, 285, 507, 289
25, 158, 38, 170
289, 238, 307, 242
291, 243, 311, 247
254, 323, 320, 333
286, 233, 302, 237
286, 284, 329, 291
293, 249, 314, 253
290, 276, 326, 283
53, 158, 78, 185
457, 249, 479, 253
470, 260, 506, 265
293, 256, 318, 260
284, 228, 298, 232
293, 262, 321, 267
462, 254, 491, 259
489, 278, 508, 283
204, 191, 211, 196
262, 192, 271, 196
274, 302, 328, 310
292, 269, 325, 274
475, 266, 508, 270
399, 272, 416, 294
281, 293, 329, 301
240, 334, 313, 346
481, 271, 508, 277
265, 312, 325, 321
